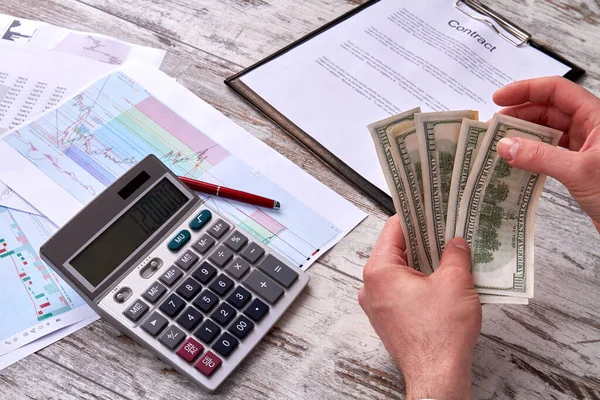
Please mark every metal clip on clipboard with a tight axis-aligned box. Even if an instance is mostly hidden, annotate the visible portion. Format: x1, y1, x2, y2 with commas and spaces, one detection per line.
455, 0, 532, 47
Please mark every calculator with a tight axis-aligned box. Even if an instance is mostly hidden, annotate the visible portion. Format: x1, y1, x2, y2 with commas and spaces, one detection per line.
40, 155, 309, 392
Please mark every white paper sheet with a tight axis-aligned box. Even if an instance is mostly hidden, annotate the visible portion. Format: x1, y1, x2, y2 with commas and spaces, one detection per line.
0, 13, 165, 67
239, 0, 571, 194
0, 63, 366, 271
0, 314, 99, 371
0, 182, 41, 215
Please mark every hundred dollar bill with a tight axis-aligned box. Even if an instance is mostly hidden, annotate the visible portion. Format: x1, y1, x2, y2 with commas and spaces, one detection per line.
387, 120, 434, 274
455, 114, 562, 298
445, 119, 488, 243
416, 110, 479, 268
479, 294, 529, 305
368, 108, 433, 274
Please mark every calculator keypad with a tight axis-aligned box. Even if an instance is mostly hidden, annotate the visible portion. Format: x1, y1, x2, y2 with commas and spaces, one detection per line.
192, 262, 217, 284
111, 207, 308, 390
240, 242, 264, 264
211, 303, 236, 327
176, 277, 202, 300
209, 274, 234, 296
177, 307, 203, 331
159, 325, 186, 349
196, 320, 221, 344
159, 266, 183, 287
176, 250, 199, 271
141, 312, 168, 337
208, 245, 234, 268
224, 257, 250, 280
142, 282, 167, 304
160, 293, 186, 317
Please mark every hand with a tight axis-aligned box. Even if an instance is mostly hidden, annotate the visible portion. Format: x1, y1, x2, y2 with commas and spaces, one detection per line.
358, 215, 482, 400
493, 76, 600, 232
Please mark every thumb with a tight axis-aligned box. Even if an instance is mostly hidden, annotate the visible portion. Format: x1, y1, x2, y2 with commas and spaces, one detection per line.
432, 238, 474, 289
497, 137, 579, 185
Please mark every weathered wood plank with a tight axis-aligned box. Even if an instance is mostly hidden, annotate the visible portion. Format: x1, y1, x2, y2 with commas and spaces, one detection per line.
0, 354, 128, 400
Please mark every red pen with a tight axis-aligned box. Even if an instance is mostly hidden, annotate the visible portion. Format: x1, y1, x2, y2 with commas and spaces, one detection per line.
178, 176, 281, 209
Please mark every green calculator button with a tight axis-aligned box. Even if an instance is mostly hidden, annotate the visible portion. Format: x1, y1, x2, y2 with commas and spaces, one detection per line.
190, 210, 212, 231
168, 230, 191, 251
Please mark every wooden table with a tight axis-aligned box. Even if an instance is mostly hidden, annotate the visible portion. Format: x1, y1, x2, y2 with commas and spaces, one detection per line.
1, 1, 599, 398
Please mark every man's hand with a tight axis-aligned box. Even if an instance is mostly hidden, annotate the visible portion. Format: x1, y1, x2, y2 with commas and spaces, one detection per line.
358, 215, 482, 400
494, 76, 600, 232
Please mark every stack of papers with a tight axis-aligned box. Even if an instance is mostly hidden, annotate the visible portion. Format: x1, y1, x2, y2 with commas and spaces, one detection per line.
0, 14, 366, 370
0, 13, 167, 370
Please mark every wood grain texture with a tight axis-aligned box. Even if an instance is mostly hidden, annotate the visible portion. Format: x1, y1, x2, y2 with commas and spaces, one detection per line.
0, 0, 599, 399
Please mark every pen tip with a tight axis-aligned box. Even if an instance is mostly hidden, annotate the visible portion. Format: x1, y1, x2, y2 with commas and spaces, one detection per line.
274, 201, 281, 209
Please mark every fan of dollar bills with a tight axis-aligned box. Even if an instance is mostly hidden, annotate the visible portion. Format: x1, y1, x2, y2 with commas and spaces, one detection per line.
369, 109, 562, 304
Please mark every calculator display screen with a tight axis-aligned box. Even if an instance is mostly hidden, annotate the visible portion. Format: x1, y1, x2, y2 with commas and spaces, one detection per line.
70, 178, 188, 287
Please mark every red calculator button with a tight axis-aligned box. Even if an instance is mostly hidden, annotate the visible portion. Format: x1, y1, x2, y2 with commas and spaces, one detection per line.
176, 338, 203, 363
195, 351, 222, 377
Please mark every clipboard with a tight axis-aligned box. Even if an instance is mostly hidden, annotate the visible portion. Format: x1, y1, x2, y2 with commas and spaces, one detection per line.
225, 0, 586, 214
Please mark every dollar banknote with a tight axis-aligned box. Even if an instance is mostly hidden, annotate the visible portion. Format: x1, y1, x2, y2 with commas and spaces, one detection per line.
445, 119, 488, 243
416, 111, 478, 269
454, 114, 562, 298
479, 294, 529, 305
368, 108, 433, 274
386, 119, 434, 273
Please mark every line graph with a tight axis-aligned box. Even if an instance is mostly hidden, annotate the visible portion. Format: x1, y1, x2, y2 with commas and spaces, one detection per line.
4, 72, 341, 267
54, 34, 132, 65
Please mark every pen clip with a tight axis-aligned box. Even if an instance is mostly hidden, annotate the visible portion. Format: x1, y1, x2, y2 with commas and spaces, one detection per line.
455, 0, 532, 47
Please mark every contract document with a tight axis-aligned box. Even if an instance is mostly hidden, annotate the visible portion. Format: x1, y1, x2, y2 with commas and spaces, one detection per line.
237, 0, 573, 196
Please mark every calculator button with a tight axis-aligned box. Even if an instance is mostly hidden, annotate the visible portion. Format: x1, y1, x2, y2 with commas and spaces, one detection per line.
175, 249, 199, 271
209, 274, 234, 296
189, 210, 212, 231
243, 270, 284, 304
168, 229, 191, 251
123, 299, 149, 322
193, 289, 219, 313
191, 262, 217, 284
158, 265, 183, 287
208, 219, 230, 239
229, 315, 254, 340
192, 234, 215, 255
142, 282, 167, 304
176, 277, 202, 301
159, 293, 186, 318
211, 303, 236, 327
258, 254, 298, 288
176, 337, 204, 363
213, 332, 239, 358
141, 312, 168, 337
240, 242, 265, 264
158, 325, 186, 350
225, 257, 251, 280
177, 306, 203, 331
208, 245, 234, 268
195, 319, 221, 344
244, 298, 270, 322
195, 351, 222, 377
224, 231, 248, 252
226, 286, 252, 309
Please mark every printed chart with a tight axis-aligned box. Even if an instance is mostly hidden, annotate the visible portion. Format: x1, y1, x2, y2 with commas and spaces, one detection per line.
4, 72, 342, 267
54, 34, 132, 65
0, 207, 86, 351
